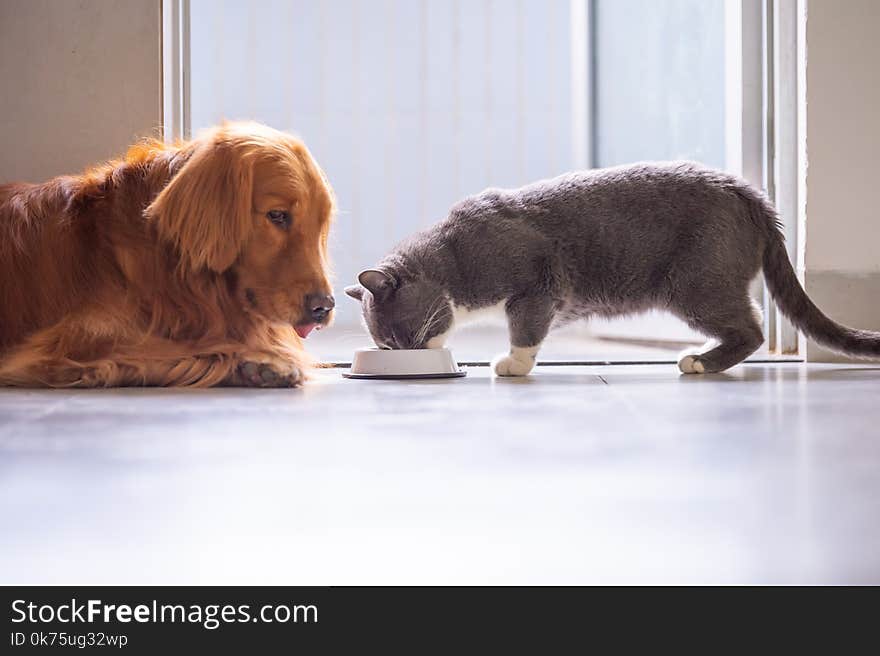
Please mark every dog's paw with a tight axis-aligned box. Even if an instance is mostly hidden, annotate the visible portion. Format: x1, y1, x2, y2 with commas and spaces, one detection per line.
677, 354, 705, 374
237, 360, 303, 388
491, 353, 535, 377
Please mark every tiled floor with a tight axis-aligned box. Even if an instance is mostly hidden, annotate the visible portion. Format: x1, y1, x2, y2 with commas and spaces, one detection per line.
2, 362, 879, 584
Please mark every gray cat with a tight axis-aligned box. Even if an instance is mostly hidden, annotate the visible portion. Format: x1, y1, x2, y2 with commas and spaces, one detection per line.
344, 162, 880, 375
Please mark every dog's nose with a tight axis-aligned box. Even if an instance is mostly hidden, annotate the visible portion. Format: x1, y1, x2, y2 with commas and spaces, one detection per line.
306, 293, 335, 323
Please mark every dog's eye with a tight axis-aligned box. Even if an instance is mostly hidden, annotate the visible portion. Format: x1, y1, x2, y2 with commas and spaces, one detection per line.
266, 210, 291, 227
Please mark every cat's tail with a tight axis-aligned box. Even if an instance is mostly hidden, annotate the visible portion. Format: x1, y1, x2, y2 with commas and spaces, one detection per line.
761, 217, 880, 358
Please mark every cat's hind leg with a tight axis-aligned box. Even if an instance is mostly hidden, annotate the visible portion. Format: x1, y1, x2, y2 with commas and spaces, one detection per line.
492, 295, 555, 377
676, 297, 764, 374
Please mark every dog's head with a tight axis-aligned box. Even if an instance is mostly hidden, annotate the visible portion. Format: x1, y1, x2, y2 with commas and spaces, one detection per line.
146, 122, 335, 337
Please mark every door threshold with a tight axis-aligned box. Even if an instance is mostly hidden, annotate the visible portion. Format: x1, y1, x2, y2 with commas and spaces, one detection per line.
324, 357, 804, 368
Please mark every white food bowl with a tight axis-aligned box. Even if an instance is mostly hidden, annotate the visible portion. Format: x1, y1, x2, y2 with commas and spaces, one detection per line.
343, 347, 467, 380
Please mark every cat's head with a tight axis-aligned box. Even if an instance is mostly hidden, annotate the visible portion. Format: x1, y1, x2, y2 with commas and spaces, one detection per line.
344, 269, 453, 349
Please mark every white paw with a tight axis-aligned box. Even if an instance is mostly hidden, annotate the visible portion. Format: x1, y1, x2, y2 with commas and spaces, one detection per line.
491, 353, 535, 377
678, 354, 705, 374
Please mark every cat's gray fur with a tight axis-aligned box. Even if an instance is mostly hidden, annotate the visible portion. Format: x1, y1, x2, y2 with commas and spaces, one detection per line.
345, 161, 880, 375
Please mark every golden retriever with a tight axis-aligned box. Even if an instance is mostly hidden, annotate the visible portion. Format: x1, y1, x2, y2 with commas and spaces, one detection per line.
0, 122, 335, 387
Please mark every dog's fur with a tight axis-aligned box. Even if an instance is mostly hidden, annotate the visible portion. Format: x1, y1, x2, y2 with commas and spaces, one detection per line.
0, 122, 335, 387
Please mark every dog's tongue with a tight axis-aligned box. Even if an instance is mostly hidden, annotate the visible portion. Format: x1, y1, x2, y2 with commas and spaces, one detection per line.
295, 323, 317, 339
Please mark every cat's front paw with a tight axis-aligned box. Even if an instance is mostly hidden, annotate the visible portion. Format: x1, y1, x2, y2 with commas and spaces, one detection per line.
491, 353, 535, 377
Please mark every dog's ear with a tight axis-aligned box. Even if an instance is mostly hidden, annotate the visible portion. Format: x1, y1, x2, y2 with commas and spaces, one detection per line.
146, 135, 254, 272
344, 285, 364, 301
358, 269, 396, 302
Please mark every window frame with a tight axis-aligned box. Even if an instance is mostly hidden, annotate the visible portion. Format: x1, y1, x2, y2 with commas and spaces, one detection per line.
162, 0, 191, 142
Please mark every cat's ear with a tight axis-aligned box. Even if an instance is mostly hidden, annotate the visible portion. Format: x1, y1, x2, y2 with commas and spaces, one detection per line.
344, 285, 364, 301
358, 269, 397, 302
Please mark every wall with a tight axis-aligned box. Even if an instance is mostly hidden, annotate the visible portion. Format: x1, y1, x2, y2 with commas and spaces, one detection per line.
804, 0, 880, 361
0, 0, 162, 184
